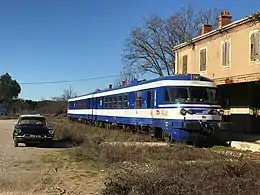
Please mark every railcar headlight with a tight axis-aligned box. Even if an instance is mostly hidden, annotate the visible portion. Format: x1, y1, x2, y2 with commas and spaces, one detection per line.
180, 108, 187, 116
218, 109, 224, 115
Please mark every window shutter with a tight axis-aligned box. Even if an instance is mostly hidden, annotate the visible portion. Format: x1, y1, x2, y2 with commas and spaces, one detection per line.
254, 32, 259, 58
200, 49, 206, 71
200, 50, 203, 71
250, 33, 255, 61
222, 42, 225, 65
182, 55, 187, 74
203, 49, 206, 71
226, 42, 230, 65
256, 32, 260, 59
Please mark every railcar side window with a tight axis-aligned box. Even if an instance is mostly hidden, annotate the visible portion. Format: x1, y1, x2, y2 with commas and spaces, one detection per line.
113, 96, 117, 108
208, 88, 217, 103
87, 99, 90, 109
108, 96, 112, 108
164, 89, 170, 102
81, 100, 86, 109
136, 91, 142, 108
147, 91, 152, 108
165, 87, 189, 103
164, 87, 217, 104
189, 87, 208, 102
103, 97, 108, 108
118, 95, 122, 108
123, 94, 128, 108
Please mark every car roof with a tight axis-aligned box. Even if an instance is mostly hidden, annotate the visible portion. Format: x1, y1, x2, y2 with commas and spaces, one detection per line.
19, 114, 46, 118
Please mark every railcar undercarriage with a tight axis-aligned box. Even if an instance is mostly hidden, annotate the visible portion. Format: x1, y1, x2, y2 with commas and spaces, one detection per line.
68, 117, 230, 147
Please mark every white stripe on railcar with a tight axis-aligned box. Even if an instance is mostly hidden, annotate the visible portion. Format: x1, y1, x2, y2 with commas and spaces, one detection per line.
67, 108, 221, 121
69, 80, 216, 101
158, 104, 221, 108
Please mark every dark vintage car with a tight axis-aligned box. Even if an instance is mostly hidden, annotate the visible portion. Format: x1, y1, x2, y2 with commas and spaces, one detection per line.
12, 114, 54, 147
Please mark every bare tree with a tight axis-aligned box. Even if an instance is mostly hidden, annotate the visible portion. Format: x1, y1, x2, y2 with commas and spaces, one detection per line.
122, 3, 221, 77
114, 63, 141, 87
52, 86, 77, 101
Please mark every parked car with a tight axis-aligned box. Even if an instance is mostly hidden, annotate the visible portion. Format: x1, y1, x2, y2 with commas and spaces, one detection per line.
12, 114, 54, 147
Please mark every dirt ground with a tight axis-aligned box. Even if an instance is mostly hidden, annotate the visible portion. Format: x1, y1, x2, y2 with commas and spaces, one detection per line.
0, 120, 104, 195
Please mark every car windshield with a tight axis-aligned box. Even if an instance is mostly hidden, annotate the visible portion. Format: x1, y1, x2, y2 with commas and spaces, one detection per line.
19, 117, 46, 125
165, 86, 217, 104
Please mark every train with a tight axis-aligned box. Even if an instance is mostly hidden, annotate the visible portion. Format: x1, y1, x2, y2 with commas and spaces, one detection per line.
67, 74, 229, 145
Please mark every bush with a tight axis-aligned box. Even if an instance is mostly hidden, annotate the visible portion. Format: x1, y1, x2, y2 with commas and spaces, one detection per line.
51, 118, 151, 145
51, 118, 238, 166
102, 159, 260, 195
73, 142, 233, 166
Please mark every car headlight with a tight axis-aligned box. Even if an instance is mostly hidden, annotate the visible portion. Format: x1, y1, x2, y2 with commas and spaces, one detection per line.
15, 128, 21, 133
48, 129, 54, 135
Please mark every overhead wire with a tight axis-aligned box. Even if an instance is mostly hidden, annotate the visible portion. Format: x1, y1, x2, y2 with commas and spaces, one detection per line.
19, 74, 123, 85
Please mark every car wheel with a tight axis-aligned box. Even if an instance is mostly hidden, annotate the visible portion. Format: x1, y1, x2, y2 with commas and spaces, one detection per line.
14, 139, 18, 147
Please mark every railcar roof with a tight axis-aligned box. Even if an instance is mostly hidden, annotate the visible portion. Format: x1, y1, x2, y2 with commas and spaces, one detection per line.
68, 74, 213, 101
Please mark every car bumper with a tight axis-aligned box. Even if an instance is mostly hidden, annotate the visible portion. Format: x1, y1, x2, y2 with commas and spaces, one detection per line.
14, 135, 54, 142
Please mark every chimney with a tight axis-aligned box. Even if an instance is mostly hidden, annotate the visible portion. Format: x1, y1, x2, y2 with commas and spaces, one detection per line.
121, 80, 126, 86
218, 10, 232, 28
201, 24, 213, 35
108, 84, 112, 89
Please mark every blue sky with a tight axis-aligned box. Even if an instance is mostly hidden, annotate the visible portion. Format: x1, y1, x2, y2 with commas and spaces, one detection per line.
0, 0, 259, 100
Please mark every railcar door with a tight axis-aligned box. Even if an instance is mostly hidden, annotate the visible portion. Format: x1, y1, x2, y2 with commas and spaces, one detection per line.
91, 97, 98, 122
145, 89, 154, 125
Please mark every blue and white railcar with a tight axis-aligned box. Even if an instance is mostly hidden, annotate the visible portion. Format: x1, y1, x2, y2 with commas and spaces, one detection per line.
67, 74, 226, 144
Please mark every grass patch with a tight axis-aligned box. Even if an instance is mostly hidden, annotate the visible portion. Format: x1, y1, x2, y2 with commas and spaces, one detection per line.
0, 115, 18, 120
102, 158, 260, 195
51, 118, 260, 194
51, 118, 150, 145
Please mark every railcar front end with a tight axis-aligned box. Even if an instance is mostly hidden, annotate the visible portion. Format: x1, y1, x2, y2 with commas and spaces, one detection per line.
158, 85, 228, 145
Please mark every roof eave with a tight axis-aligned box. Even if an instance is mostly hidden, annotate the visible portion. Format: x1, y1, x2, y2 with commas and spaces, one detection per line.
173, 16, 253, 51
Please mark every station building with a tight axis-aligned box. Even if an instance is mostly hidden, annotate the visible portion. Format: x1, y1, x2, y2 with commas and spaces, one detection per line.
173, 10, 260, 133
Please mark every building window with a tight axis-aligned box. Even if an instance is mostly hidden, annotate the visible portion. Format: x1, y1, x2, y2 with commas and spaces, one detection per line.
250, 30, 260, 61
222, 41, 231, 66
182, 55, 187, 74
199, 48, 207, 72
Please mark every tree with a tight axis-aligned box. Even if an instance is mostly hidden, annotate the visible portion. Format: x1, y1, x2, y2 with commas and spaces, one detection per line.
114, 63, 141, 87
122, 3, 220, 77
0, 73, 21, 102
62, 86, 77, 100
52, 86, 77, 101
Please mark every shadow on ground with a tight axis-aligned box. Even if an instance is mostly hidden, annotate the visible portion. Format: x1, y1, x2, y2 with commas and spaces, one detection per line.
206, 130, 260, 148
18, 139, 79, 149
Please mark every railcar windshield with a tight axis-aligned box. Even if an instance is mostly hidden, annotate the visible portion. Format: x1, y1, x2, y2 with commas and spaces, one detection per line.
164, 86, 217, 104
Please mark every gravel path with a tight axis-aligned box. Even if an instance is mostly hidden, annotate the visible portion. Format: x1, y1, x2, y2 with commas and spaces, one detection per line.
0, 120, 52, 194
0, 120, 102, 195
